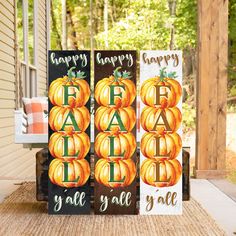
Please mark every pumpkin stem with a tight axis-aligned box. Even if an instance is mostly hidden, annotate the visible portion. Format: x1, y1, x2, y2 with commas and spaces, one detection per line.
67, 67, 76, 80
113, 67, 122, 81
159, 67, 167, 82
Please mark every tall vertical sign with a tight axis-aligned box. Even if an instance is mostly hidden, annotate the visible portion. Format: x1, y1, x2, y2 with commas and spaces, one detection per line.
139, 51, 182, 215
94, 51, 137, 214
48, 51, 91, 214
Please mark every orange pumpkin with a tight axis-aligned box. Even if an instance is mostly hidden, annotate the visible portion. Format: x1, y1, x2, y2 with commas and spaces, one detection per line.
141, 106, 181, 134
141, 132, 182, 160
140, 69, 182, 108
49, 159, 90, 188
95, 158, 136, 188
141, 159, 182, 187
95, 106, 136, 132
49, 67, 90, 107
49, 132, 90, 160
95, 132, 136, 160
49, 106, 90, 132
95, 67, 136, 108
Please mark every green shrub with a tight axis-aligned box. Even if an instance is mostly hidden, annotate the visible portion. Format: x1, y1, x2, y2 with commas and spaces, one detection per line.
182, 103, 196, 132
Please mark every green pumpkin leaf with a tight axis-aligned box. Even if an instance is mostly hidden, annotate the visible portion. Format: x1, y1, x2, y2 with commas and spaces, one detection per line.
122, 70, 132, 79
76, 70, 86, 79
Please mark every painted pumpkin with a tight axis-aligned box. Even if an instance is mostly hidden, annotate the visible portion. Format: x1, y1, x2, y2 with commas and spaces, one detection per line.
49, 106, 90, 132
141, 159, 182, 187
95, 67, 136, 108
95, 132, 136, 160
49, 67, 90, 107
141, 106, 181, 134
95, 106, 136, 132
49, 132, 90, 160
140, 68, 182, 108
141, 132, 182, 160
49, 159, 90, 188
95, 158, 136, 188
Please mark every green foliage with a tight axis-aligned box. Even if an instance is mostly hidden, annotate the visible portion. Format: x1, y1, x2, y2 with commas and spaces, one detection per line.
17, 0, 34, 64
227, 170, 236, 184
95, 0, 170, 50
229, 0, 236, 97
182, 103, 196, 132
175, 0, 197, 48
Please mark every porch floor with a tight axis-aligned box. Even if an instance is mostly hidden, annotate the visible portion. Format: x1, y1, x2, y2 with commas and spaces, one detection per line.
0, 179, 235, 235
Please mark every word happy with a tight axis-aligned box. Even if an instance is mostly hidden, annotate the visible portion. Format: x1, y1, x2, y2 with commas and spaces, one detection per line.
142, 52, 179, 67
50, 52, 88, 67
96, 52, 134, 67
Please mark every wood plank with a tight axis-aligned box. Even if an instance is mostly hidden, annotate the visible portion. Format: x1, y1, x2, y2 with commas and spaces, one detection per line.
0, 109, 14, 118
0, 50, 15, 64
0, 3, 14, 21
217, 0, 228, 170
17, 160, 36, 179
38, 35, 47, 47
1, 150, 36, 176
0, 117, 14, 128
208, 0, 219, 170
0, 142, 23, 158
0, 47, 15, 57
0, 80, 15, 91
196, 0, 211, 170
38, 52, 47, 62
0, 89, 15, 99
196, 0, 228, 177
0, 135, 14, 148
0, 99, 15, 109
39, 0, 46, 11
0, 31, 15, 48
0, 148, 32, 169
6, 0, 14, 7
0, 23, 14, 39
0, 60, 15, 74
1, 0, 14, 13
0, 126, 14, 138
0, 13, 14, 29
0, 41, 15, 56
0, 70, 15, 82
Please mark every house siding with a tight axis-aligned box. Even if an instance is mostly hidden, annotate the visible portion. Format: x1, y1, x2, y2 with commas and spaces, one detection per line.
37, 0, 48, 96
0, 0, 48, 180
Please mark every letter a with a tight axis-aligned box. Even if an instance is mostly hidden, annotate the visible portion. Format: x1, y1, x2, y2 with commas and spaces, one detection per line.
106, 111, 126, 132
152, 110, 172, 132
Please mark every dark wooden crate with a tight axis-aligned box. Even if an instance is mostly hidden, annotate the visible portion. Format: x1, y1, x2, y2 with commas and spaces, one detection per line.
36, 148, 190, 202
36, 148, 49, 201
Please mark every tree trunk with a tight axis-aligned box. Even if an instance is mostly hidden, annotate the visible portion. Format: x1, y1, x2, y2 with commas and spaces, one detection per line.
50, 1, 62, 49
168, 0, 177, 50
104, 0, 109, 48
61, 0, 67, 50
67, 7, 78, 50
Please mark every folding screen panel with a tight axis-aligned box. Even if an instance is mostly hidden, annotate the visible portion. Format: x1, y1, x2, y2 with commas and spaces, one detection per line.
139, 51, 182, 215
48, 51, 91, 214
94, 51, 137, 214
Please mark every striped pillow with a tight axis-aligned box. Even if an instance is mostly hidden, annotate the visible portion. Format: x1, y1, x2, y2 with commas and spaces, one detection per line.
22, 97, 48, 134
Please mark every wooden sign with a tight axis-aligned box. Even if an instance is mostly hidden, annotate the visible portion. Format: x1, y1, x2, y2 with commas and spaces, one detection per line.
48, 51, 91, 214
139, 51, 182, 215
94, 50, 137, 214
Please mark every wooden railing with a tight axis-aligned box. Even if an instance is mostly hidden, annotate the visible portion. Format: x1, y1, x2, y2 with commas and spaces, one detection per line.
20, 61, 37, 98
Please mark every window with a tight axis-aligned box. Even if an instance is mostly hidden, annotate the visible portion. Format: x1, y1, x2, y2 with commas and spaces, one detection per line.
17, 0, 37, 98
